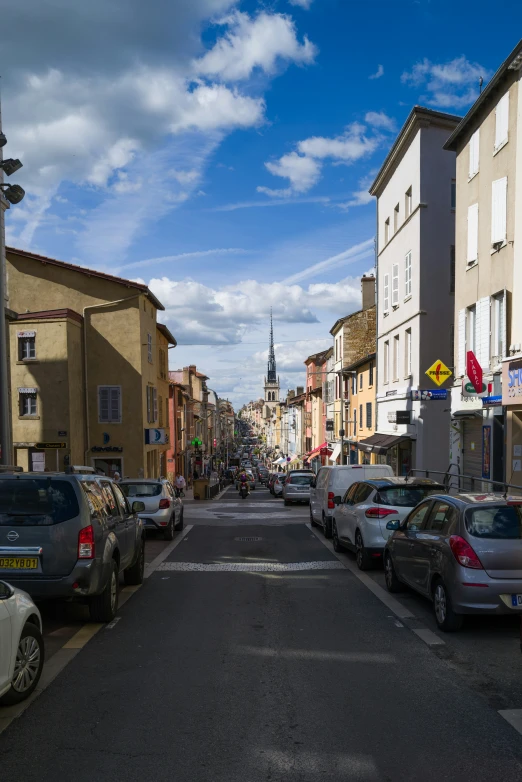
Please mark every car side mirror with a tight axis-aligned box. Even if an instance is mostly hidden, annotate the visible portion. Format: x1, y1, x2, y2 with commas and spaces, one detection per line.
0, 581, 14, 600
386, 519, 400, 531
132, 500, 145, 513
334, 496, 342, 506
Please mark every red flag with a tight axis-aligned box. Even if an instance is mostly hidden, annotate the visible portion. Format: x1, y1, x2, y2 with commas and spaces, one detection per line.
466, 351, 483, 394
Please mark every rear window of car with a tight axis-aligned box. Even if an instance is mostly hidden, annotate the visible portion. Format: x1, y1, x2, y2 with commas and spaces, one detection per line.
466, 506, 522, 539
0, 478, 80, 525
376, 486, 443, 507
120, 483, 162, 497
290, 475, 313, 486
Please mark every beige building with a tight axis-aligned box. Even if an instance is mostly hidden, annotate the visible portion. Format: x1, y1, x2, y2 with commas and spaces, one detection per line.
345, 353, 377, 464
444, 40, 522, 486
7, 247, 175, 478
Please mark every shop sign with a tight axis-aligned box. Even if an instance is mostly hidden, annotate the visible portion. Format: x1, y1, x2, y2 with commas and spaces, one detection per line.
17, 330, 36, 338
58, 430, 67, 437
482, 396, 502, 408
411, 389, 448, 401
482, 425, 491, 480
425, 359, 452, 387
325, 419, 334, 432
502, 357, 522, 406
396, 411, 411, 424
35, 442, 67, 449
462, 380, 488, 398
145, 428, 169, 445
466, 351, 483, 394
92, 445, 123, 453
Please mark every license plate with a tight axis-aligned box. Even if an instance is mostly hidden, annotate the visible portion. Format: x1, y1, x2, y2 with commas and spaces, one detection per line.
511, 594, 522, 607
0, 557, 38, 570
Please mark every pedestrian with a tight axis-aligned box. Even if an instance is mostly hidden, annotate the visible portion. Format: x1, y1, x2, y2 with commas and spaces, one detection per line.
174, 472, 186, 498
113, 471, 121, 482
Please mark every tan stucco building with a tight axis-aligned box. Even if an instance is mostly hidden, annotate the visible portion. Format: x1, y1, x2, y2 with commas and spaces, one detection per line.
7, 247, 176, 478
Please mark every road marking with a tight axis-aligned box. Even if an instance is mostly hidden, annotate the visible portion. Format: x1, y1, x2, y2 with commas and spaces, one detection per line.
63, 623, 104, 649
498, 709, 522, 736
235, 646, 396, 663
157, 560, 345, 572
412, 628, 445, 646
105, 616, 121, 630
144, 524, 193, 578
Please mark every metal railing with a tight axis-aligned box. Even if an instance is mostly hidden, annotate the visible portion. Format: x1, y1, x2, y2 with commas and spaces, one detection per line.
408, 463, 522, 497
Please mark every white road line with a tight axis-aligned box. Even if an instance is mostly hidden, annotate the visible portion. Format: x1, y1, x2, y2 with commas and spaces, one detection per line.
144, 525, 193, 578
412, 628, 445, 646
158, 560, 345, 572
498, 709, 522, 736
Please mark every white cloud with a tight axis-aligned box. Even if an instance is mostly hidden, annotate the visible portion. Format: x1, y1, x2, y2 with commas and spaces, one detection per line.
364, 111, 396, 132
282, 238, 374, 284
401, 55, 490, 109
297, 123, 379, 161
213, 195, 332, 211
194, 11, 317, 81
259, 152, 322, 196
288, 0, 314, 8
254, 339, 331, 373
369, 64, 384, 80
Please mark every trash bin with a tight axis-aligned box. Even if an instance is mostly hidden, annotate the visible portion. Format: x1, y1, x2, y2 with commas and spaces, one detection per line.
193, 477, 209, 500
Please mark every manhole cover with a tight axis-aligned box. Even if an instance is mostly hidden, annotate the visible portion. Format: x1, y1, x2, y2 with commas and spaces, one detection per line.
234, 536, 262, 542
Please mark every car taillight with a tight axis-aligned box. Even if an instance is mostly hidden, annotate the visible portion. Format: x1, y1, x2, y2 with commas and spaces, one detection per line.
328, 491, 335, 509
365, 507, 398, 518
78, 525, 95, 559
159, 498, 171, 509
449, 535, 483, 569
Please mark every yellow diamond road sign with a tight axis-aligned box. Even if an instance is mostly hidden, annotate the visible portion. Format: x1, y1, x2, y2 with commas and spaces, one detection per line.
425, 359, 452, 387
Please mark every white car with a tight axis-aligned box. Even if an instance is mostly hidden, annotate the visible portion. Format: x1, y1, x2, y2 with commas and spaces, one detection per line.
0, 581, 44, 706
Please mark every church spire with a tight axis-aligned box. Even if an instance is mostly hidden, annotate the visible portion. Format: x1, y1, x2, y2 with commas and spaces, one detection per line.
267, 308, 277, 382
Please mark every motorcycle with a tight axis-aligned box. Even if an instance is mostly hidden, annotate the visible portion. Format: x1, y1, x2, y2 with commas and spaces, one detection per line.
239, 482, 249, 499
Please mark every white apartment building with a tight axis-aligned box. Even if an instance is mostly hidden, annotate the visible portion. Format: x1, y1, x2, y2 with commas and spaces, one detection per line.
370, 107, 460, 475
445, 39, 522, 487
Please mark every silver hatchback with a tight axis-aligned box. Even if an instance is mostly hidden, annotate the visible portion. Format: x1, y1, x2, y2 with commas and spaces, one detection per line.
120, 479, 183, 540
384, 493, 522, 632
282, 472, 314, 506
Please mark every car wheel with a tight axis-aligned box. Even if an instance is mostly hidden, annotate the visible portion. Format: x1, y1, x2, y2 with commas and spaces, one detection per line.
0, 622, 44, 706
89, 559, 119, 623
322, 513, 332, 539
332, 520, 343, 552
175, 508, 184, 531
433, 579, 463, 632
163, 515, 175, 541
355, 531, 371, 571
124, 539, 145, 586
309, 506, 317, 527
384, 552, 403, 593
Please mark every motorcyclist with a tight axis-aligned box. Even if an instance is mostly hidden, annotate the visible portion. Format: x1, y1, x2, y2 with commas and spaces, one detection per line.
238, 470, 250, 495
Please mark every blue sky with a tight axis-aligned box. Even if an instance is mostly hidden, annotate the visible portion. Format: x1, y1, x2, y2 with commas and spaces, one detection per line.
2, 0, 520, 407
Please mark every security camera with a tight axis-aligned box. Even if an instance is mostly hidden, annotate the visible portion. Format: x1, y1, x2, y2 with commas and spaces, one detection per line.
0, 158, 23, 176
1, 184, 25, 204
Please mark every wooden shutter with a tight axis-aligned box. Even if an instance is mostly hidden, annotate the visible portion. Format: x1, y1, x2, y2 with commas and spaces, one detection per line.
383, 273, 389, 311
495, 93, 509, 148
469, 129, 479, 177
153, 388, 158, 422
491, 177, 507, 244
467, 204, 478, 263
475, 297, 490, 370
158, 395, 163, 427
99, 387, 109, 422
457, 309, 466, 377
392, 264, 399, 305
500, 289, 507, 360
110, 387, 121, 423
147, 387, 151, 423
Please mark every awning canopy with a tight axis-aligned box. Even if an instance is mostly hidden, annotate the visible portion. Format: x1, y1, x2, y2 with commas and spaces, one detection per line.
329, 442, 341, 463
304, 441, 332, 462
273, 456, 286, 465
356, 434, 411, 455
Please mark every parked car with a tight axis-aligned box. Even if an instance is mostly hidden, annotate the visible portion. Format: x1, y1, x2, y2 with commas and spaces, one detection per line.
310, 464, 394, 538
268, 473, 278, 494
282, 472, 314, 505
332, 478, 444, 569
120, 479, 183, 540
384, 492, 522, 632
0, 580, 44, 706
273, 474, 287, 497
0, 469, 146, 623
235, 471, 256, 491
257, 468, 269, 486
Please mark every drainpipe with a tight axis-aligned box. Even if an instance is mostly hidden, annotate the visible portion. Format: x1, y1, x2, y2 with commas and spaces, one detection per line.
83, 294, 141, 466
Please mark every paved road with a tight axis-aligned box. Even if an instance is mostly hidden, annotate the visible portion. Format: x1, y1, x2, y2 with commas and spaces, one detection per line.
1, 486, 522, 781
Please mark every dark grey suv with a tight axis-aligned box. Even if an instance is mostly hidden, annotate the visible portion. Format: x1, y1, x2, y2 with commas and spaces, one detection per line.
0, 470, 146, 622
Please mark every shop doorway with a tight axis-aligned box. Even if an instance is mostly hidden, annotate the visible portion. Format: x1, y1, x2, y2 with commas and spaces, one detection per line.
93, 458, 123, 478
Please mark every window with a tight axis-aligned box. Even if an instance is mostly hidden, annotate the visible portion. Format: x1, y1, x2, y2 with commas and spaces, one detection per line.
359, 404, 363, 429
404, 251, 412, 297
112, 483, 130, 516
147, 386, 156, 423
392, 264, 399, 306
369, 362, 374, 386
495, 92, 509, 150
366, 402, 372, 430
158, 395, 163, 427
393, 335, 400, 381
383, 341, 389, 384
147, 333, 153, 363
450, 324, 455, 373
383, 273, 390, 311
406, 502, 431, 531
359, 372, 363, 390
450, 245, 455, 293
353, 406, 357, 436
451, 180, 456, 209
394, 203, 399, 233
343, 482, 359, 504
17, 331, 36, 361
0, 479, 80, 525
353, 483, 373, 504
351, 374, 356, 396
159, 348, 167, 379
466, 505, 522, 539
469, 129, 480, 178
98, 386, 121, 423
467, 203, 479, 264
491, 177, 507, 245
467, 305, 476, 355
491, 292, 506, 361
405, 328, 412, 377
384, 218, 390, 244
426, 501, 456, 533
405, 187, 412, 218
19, 390, 37, 417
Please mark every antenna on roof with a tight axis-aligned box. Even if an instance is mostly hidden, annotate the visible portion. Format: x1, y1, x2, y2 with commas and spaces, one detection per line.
479, 76, 484, 94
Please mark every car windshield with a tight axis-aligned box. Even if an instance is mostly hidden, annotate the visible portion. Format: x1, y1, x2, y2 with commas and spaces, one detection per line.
121, 483, 162, 497
376, 485, 443, 507
466, 505, 522, 539
0, 478, 80, 525
290, 475, 313, 485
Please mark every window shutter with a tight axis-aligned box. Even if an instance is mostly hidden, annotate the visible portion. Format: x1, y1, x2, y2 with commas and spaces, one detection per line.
110, 388, 121, 423
467, 204, 478, 263
500, 288, 507, 359
383, 274, 389, 311
405, 252, 412, 296
99, 388, 109, 422
153, 388, 158, 422
491, 177, 507, 244
469, 129, 479, 177
475, 296, 490, 370
457, 309, 466, 377
495, 93, 509, 148
147, 387, 151, 423
392, 264, 399, 305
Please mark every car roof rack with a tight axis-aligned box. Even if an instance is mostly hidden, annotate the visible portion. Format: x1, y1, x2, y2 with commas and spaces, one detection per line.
65, 465, 97, 474
0, 465, 23, 473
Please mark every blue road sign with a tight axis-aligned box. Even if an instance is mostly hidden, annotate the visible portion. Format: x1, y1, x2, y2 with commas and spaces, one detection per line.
411, 389, 448, 401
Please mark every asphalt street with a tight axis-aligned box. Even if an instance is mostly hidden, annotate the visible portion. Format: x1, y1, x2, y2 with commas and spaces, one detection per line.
1, 486, 522, 781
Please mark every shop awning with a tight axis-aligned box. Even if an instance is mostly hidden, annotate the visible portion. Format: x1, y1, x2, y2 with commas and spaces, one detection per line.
273, 456, 286, 465
356, 434, 411, 455
329, 442, 341, 463
304, 441, 332, 462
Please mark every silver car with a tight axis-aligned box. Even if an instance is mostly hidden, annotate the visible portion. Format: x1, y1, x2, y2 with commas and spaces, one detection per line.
282, 472, 314, 506
120, 479, 183, 540
384, 493, 522, 632
332, 478, 444, 570
273, 474, 286, 497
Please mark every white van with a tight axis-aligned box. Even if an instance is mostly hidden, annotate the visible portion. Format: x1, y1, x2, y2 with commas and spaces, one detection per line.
309, 464, 394, 537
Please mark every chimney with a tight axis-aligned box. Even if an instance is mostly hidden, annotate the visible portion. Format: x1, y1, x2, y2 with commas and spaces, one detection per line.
288, 390, 295, 399
188, 364, 197, 374
361, 274, 376, 310
296, 386, 304, 396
